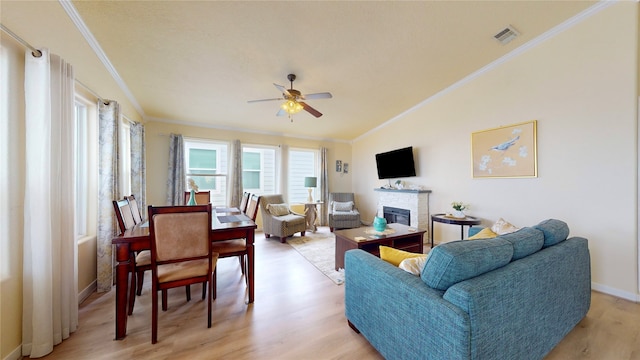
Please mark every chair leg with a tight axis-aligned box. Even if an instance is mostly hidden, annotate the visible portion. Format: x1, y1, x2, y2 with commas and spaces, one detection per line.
136, 270, 145, 296
208, 274, 213, 328
152, 286, 158, 344
162, 290, 168, 311
213, 267, 217, 300
330, 227, 334, 232
239, 255, 245, 275
186, 285, 191, 301
201, 281, 206, 300
301, 231, 305, 236
127, 271, 136, 315
265, 234, 271, 238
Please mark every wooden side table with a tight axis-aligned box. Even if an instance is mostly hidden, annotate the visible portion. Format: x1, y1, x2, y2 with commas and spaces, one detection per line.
304, 201, 323, 232
430, 213, 481, 248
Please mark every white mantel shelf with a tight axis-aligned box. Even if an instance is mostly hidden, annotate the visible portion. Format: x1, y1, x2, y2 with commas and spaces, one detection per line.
374, 188, 432, 194
374, 188, 431, 246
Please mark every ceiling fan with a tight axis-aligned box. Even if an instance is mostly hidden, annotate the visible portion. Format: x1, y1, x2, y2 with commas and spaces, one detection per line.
248, 74, 332, 120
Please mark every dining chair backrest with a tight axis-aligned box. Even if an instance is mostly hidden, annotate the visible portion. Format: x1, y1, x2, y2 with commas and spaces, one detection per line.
246, 194, 260, 221
125, 194, 143, 224
184, 190, 211, 205
240, 192, 250, 214
149, 205, 212, 263
113, 199, 136, 234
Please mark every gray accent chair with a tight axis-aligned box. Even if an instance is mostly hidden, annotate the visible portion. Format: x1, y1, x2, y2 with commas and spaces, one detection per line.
328, 192, 361, 232
259, 194, 306, 243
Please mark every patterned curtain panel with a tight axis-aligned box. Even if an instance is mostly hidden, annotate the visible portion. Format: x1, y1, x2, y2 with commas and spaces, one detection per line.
96, 101, 120, 292
166, 133, 185, 205
130, 122, 146, 219
22, 48, 78, 357
228, 139, 242, 208
320, 147, 329, 225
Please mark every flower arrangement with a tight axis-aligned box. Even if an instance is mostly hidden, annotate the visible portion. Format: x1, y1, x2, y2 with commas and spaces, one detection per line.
187, 178, 199, 192
451, 201, 469, 211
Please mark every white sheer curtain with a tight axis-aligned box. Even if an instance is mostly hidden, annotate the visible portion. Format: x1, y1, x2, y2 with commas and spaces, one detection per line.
166, 133, 185, 205
23, 48, 78, 358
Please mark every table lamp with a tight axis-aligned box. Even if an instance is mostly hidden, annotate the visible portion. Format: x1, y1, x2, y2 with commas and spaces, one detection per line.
304, 177, 317, 203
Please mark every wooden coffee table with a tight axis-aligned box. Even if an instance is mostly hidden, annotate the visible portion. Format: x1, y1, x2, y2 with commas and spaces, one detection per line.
334, 223, 426, 270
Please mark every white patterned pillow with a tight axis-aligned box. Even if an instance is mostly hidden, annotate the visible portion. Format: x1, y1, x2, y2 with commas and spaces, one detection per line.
267, 203, 290, 216
491, 218, 520, 235
332, 201, 354, 212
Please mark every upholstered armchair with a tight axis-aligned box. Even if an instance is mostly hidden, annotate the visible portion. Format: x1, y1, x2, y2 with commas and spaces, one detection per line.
259, 194, 306, 243
328, 192, 361, 232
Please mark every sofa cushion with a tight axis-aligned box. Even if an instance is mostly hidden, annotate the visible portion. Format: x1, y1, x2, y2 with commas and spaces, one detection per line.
491, 218, 520, 235
421, 238, 513, 290
498, 227, 544, 260
534, 219, 569, 248
468, 227, 497, 240
332, 201, 354, 212
267, 203, 290, 216
379, 245, 425, 267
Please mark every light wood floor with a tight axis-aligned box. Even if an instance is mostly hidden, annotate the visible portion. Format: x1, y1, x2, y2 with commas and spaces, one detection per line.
35, 227, 640, 359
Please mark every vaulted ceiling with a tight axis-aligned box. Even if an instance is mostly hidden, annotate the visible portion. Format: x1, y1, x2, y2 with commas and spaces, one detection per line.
2, 1, 597, 141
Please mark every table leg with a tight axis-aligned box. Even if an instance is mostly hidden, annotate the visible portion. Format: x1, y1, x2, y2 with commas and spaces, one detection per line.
114, 243, 132, 340
430, 218, 434, 248
246, 229, 255, 304
460, 225, 464, 240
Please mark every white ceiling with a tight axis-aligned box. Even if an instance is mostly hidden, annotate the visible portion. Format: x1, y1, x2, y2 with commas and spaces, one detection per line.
3, 1, 597, 141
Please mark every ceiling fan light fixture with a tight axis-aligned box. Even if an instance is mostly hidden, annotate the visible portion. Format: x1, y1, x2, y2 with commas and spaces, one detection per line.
282, 99, 304, 114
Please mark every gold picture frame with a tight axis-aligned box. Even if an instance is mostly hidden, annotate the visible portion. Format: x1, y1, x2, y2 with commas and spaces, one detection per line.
471, 120, 537, 178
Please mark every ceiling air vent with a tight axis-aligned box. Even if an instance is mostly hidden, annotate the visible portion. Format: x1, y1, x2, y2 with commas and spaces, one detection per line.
494, 25, 519, 45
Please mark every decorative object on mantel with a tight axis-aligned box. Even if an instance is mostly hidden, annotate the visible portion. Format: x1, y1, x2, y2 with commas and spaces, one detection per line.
373, 215, 388, 232
187, 178, 199, 205
394, 180, 403, 189
450, 201, 469, 218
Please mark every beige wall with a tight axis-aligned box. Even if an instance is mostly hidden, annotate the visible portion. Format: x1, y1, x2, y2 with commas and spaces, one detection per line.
353, 2, 639, 300
144, 121, 352, 210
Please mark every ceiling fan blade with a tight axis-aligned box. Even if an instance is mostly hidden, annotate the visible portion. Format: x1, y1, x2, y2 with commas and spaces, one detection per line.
247, 97, 282, 103
274, 83, 292, 97
300, 102, 323, 118
302, 92, 332, 100
276, 108, 286, 117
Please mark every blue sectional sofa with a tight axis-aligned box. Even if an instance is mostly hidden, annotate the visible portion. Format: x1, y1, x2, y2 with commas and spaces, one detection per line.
345, 219, 591, 360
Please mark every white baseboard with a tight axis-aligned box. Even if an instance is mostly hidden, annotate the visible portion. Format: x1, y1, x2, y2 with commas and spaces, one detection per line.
3, 345, 22, 360
78, 280, 97, 304
591, 282, 640, 302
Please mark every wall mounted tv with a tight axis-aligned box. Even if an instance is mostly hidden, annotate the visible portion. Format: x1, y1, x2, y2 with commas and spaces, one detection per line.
375, 146, 416, 179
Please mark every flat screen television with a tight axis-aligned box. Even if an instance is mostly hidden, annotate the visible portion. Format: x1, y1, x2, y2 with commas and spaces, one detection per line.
375, 146, 416, 179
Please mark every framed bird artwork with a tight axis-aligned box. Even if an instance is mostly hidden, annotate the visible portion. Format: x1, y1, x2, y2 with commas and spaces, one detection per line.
471, 120, 537, 178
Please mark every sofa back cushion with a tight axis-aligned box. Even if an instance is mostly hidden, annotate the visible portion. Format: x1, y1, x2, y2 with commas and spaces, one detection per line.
533, 219, 569, 248
499, 227, 544, 260
421, 238, 513, 291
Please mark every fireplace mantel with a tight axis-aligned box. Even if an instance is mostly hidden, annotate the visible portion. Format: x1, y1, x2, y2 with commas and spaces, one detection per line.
374, 188, 431, 245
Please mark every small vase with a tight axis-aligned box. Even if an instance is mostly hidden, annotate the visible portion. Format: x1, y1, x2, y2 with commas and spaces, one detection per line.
187, 189, 197, 205
373, 216, 387, 232
452, 210, 465, 218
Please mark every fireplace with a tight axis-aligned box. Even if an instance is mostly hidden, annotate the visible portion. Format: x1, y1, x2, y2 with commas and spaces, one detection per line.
383, 206, 410, 226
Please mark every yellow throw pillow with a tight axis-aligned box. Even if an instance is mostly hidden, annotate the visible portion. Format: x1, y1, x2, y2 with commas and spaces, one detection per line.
491, 218, 520, 235
379, 246, 425, 267
468, 227, 498, 240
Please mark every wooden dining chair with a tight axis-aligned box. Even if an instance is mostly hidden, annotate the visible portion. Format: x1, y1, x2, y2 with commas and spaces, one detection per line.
245, 194, 260, 221
148, 204, 218, 344
113, 199, 136, 235
184, 190, 211, 205
210, 195, 260, 298
125, 194, 143, 224
240, 191, 250, 213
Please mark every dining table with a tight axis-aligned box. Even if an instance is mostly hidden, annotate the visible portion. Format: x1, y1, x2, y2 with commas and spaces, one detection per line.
111, 206, 256, 340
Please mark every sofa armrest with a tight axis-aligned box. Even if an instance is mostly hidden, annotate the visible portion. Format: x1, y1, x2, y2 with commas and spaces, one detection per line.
345, 250, 471, 360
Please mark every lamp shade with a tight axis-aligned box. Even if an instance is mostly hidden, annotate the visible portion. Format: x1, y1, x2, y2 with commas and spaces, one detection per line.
304, 177, 317, 188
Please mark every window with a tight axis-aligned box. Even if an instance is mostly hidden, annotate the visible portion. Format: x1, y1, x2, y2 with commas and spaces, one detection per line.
288, 148, 318, 203
74, 95, 98, 239
184, 139, 228, 206
241, 146, 277, 195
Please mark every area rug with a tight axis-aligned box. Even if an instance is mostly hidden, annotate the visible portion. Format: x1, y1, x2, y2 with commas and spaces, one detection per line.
287, 229, 344, 285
